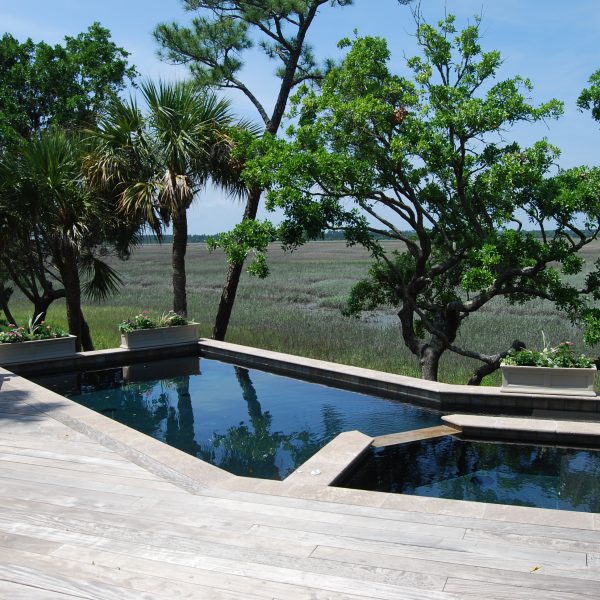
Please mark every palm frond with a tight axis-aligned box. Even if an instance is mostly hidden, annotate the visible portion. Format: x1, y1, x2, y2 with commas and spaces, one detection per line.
80, 254, 123, 301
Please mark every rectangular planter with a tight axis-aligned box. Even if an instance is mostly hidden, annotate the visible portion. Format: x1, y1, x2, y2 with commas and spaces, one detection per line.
0, 335, 77, 366
120, 324, 199, 350
501, 364, 597, 397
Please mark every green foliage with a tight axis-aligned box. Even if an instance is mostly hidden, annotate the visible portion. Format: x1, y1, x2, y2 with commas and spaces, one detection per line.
154, 1, 355, 98
503, 341, 594, 369
207, 219, 278, 278
253, 13, 600, 381
0, 314, 67, 343
0, 127, 139, 344
0, 23, 137, 152
88, 80, 249, 232
578, 70, 600, 121
118, 310, 190, 333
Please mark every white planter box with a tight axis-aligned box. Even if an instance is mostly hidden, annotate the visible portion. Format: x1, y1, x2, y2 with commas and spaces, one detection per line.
501, 364, 597, 397
120, 324, 199, 350
0, 335, 77, 366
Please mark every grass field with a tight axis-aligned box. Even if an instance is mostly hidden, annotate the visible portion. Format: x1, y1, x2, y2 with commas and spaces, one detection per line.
6, 240, 596, 385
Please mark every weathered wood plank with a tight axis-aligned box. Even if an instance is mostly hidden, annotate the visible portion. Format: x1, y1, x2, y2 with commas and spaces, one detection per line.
0, 461, 181, 494
308, 545, 600, 597
0, 432, 126, 455
204, 485, 600, 543
0, 439, 135, 463
0, 579, 86, 599
139, 494, 468, 540
0, 479, 149, 513
443, 578, 590, 600
464, 527, 600, 555
0, 515, 447, 592
1, 544, 429, 600
0, 450, 164, 480
0, 423, 91, 442
0, 497, 255, 543
0, 561, 165, 600
54, 543, 458, 600
0, 547, 270, 600
247, 523, 587, 569
0, 531, 61, 555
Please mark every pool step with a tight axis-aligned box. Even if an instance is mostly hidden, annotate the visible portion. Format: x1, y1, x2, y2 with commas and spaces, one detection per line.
442, 414, 600, 447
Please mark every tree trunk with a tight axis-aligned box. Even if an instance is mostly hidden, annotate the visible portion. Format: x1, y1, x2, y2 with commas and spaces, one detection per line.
467, 340, 525, 385
172, 208, 188, 317
212, 186, 262, 340
210, 12, 320, 342
79, 309, 95, 352
0, 286, 16, 326
30, 286, 66, 325
60, 250, 83, 352
32, 296, 54, 324
420, 345, 443, 381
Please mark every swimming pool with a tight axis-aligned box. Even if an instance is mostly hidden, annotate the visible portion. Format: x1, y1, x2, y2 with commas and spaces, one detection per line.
338, 435, 600, 512
32, 356, 441, 480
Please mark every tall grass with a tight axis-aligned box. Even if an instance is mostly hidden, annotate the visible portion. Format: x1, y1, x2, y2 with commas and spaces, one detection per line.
6, 240, 595, 385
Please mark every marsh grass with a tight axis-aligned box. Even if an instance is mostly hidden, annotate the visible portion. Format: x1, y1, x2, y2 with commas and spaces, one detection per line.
6, 240, 596, 385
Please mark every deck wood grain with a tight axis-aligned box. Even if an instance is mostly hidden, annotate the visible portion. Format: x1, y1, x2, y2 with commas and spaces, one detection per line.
0, 373, 598, 599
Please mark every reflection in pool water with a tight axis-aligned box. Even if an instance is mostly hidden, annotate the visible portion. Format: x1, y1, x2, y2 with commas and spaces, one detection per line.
32, 357, 441, 480
338, 436, 600, 512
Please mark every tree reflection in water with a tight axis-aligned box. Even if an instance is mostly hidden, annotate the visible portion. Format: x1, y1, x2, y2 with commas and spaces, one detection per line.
206, 366, 344, 479
83, 365, 345, 480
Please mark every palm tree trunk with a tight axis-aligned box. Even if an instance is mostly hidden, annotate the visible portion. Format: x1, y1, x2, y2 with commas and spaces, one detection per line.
172, 208, 188, 317
79, 309, 95, 351
60, 249, 83, 352
212, 186, 261, 340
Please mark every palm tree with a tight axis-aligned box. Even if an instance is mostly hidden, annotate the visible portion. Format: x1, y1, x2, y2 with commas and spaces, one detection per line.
88, 80, 252, 317
0, 128, 132, 350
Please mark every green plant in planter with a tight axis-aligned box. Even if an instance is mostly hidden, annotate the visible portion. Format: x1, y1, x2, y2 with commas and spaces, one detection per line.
118, 310, 189, 334
0, 314, 67, 344
503, 341, 594, 369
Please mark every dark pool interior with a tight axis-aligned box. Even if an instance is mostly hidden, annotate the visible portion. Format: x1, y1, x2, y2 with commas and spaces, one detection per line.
30, 356, 441, 480
338, 435, 600, 513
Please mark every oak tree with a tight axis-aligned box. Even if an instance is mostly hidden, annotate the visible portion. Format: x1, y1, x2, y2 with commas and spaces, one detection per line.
251, 16, 600, 382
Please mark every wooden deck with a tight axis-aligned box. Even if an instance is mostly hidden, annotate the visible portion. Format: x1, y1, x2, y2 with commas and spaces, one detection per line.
1, 370, 599, 599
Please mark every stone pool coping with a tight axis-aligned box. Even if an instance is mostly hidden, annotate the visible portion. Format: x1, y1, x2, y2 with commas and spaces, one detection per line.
199, 339, 600, 414
443, 414, 600, 447
306, 415, 600, 489
2, 339, 600, 530
5, 338, 600, 414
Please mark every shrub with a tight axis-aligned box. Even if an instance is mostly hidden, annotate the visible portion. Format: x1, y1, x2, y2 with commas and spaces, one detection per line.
118, 310, 189, 333
0, 315, 67, 344
502, 341, 594, 369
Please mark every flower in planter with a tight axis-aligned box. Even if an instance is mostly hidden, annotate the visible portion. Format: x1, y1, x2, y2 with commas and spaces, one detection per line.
118, 310, 190, 333
0, 315, 67, 344
503, 340, 594, 369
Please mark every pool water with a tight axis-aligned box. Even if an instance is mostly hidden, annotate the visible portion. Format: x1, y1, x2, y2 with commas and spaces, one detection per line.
338, 436, 600, 512
32, 357, 441, 480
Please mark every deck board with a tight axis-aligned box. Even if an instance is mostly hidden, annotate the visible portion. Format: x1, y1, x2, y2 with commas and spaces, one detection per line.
0, 378, 599, 599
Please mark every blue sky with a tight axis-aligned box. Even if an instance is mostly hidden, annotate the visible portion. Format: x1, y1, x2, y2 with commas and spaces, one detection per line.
2, 0, 600, 233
